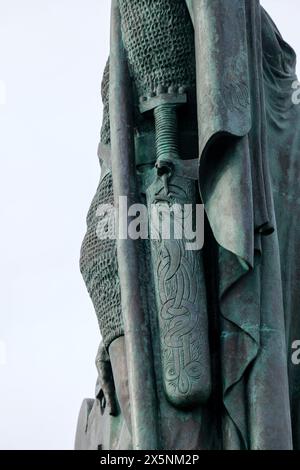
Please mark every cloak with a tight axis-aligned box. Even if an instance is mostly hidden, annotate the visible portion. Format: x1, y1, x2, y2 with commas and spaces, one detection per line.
190, 0, 300, 449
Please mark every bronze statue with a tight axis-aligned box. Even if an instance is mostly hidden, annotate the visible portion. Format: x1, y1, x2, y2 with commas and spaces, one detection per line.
76, 0, 300, 450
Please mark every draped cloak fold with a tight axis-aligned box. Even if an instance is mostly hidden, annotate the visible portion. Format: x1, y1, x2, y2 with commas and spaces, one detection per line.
190, 0, 300, 449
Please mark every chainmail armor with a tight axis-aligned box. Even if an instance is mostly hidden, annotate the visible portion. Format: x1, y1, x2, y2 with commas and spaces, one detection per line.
80, 171, 123, 349
100, 58, 111, 146
119, 0, 196, 98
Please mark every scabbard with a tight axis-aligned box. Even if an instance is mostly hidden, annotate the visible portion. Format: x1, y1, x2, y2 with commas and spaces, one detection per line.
145, 172, 212, 409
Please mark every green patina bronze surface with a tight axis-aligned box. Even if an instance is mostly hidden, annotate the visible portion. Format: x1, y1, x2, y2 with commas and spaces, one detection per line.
76, 0, 300, 450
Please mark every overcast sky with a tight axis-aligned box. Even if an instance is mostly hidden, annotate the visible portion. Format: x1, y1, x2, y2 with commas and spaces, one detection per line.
0, 0, 298, 450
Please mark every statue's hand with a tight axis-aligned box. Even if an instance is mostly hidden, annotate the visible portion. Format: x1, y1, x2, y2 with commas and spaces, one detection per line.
109, 336, 131, 433
96, 338, 131, 433
95, 343, 118, 417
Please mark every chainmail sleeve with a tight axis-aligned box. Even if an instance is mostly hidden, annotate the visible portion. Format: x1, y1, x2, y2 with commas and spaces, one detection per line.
80, 59, 124, 350
118, 0, 196, 99
100, 59, 111, 146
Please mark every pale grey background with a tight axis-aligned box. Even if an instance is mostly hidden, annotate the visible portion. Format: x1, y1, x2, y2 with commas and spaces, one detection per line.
0, 0, 298, 450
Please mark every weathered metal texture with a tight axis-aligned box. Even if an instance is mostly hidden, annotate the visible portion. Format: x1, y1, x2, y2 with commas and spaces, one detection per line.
192, 0, 252, 155
140, 92, 187, 114
146, 174, 211, 408
75, 343, 131, 450
192, 0, 295, 449
109, 0, 158, 450
141, 101, 212, 407
77, 0, 300, 451
118, 0, 195, 100
80, 169, 123, 349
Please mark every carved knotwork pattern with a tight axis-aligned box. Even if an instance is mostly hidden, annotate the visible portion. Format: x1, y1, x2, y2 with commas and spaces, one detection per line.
147, 179, 209, 407
156, 237, 204, 398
